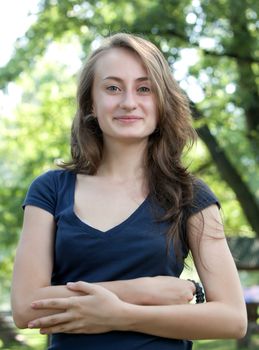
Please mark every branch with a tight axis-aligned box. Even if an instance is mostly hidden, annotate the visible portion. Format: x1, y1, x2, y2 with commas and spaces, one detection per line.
139, 28, 259, 64
192, 160, 213, 175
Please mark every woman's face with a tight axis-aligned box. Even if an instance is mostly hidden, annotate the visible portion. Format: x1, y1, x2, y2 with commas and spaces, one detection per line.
92, 48, 158, 145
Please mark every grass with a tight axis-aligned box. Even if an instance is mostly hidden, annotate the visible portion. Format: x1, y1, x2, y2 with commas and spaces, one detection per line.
193, 335, 259, 350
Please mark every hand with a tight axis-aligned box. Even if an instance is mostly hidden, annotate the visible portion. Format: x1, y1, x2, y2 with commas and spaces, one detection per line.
28, 282, 126, 334
139, 276, 195, 305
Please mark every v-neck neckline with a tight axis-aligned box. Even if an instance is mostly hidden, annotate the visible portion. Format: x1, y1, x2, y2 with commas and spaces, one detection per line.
69, 172, 149, 235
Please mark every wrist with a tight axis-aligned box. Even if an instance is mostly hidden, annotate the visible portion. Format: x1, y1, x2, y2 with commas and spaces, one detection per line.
187, 280, 196, 295
116, 301, 140, 331
187, 279, 205, 303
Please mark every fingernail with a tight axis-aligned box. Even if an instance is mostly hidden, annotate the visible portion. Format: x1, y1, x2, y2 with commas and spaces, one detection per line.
28, 322, 35, 328
67, 282, 75, 286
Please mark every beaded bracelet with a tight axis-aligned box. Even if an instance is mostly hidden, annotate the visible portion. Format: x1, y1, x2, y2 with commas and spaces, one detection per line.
188, 279, 205, 303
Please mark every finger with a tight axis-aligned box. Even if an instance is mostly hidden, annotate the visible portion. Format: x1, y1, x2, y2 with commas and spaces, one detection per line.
28, 312, 71, 329
40, 323, 70, 334
40, 324, 109, 335
39, 320, 85, 335
67, 281, 103, 295
31, 298, 69, 310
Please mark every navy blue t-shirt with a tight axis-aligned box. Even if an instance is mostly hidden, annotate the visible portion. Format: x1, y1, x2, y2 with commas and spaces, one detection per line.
23, 169, 220, 350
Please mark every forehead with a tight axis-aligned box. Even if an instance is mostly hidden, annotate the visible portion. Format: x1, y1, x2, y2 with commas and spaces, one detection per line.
94, 48, 148, 80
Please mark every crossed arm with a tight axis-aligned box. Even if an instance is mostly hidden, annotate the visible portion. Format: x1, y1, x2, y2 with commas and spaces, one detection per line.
11, 205, 247, 339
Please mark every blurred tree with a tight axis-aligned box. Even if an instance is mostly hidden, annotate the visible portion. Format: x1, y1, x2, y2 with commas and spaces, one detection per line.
1, 1, 258, 344
0, 51, 76, 338
0, 0, 258, 237
0, 313, 24, 348
1, 6, 259, 338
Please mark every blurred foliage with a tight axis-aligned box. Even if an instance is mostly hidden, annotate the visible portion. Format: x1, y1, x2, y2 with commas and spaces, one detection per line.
193, 336, 259, 350
0, 328, 47, 350
0, 0, 259, 346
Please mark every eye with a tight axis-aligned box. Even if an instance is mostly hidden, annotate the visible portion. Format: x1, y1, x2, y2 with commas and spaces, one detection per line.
106, 85, 121, 92
138, 86, 151, 93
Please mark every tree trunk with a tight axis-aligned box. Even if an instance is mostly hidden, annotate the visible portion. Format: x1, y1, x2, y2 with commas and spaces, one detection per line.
197, 124, 259, 235
228, 0, 259, 151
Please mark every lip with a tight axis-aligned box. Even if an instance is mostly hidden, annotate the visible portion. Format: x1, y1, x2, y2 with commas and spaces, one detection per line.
114, 115, 143, 121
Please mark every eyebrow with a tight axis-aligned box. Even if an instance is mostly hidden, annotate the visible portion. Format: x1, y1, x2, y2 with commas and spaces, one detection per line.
103, 76, 150, 82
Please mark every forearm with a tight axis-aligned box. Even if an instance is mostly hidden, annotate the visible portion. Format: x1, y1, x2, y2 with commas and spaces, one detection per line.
15, 278, 146, 329
96, 278, 150, 305
121, 301, 247, 340
13, 276, 194, 329
12, 285, 82, 329
96, 276, 194, 305
20, 282, 246, 339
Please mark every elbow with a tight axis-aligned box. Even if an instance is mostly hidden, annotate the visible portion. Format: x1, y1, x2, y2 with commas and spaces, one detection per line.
213, 304, 248, 339
14, 321, 28, 329
11, 302, 31, 329
12, 311, 29, 329
229, 310, 248, 339
13, 310, 29, 329
234, 313, 248, 339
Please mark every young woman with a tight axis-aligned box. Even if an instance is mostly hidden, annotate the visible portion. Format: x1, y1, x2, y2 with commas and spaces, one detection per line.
11, 33, 247, 350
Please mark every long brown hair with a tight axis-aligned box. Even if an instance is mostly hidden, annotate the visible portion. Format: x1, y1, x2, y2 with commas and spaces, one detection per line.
62, 33, 197, 262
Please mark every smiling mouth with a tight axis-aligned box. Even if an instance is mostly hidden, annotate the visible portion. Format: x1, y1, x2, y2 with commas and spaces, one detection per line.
114, 116, 142, 122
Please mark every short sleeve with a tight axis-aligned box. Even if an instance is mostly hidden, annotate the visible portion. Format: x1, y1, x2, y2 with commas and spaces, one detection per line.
187, 179, 220, 218
23, 171, 57, 216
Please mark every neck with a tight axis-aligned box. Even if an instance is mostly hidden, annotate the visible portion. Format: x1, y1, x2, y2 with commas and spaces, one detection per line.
97, 138, 148, 182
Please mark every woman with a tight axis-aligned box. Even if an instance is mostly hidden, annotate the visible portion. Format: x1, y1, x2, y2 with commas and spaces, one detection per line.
11, 33, 247, 350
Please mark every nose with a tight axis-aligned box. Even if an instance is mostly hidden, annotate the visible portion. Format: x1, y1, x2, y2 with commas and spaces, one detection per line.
119, 90, 137, 111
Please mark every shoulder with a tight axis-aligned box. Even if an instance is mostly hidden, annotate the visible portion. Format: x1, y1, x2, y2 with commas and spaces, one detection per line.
29, 169, 74, 188
186, 178, 220, 218
23, 169, 74, 215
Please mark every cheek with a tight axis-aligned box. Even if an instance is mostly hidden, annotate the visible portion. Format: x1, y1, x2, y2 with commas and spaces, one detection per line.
94, 96, 117, 117
148, 99, 159, 121
92, 90, 109, 115
93, 102, 106, 118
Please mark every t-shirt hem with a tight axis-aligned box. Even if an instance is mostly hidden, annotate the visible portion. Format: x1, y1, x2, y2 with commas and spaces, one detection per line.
22, 201, 55, 216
